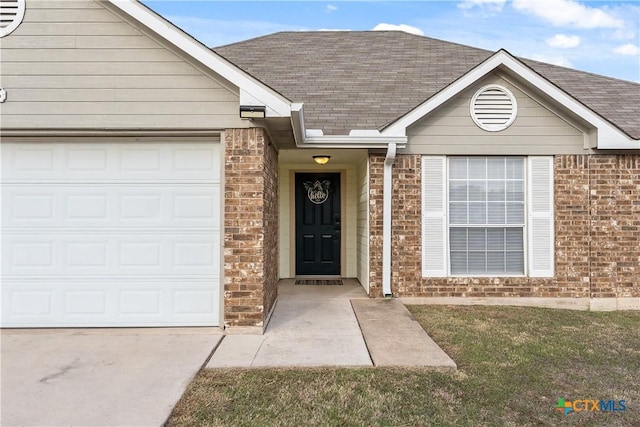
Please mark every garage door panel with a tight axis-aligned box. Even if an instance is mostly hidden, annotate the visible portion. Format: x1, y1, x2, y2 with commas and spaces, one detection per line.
2, 143, 220, 182
3, 145, 57, 174
1, 141, 221, 327
3, 233, 220, 276
1, 192, 55, 227
2, 239, 55, 271
2, 185, 220, 227
2, 279, 219, 327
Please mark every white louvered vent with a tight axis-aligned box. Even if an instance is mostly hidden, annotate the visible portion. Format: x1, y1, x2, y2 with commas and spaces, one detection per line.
0, 0, 25, 38
470, 84, 518, 132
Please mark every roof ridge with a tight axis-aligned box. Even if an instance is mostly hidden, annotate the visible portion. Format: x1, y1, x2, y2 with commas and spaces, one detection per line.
215, 31, 639, 86
214, 30, 494, 56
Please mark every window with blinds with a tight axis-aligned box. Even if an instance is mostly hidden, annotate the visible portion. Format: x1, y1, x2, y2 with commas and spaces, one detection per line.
448, 157, 525, 275
421, 156, 553, 278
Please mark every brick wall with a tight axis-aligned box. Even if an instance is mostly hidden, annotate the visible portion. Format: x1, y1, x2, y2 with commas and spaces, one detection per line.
554, 155, 590, 297
368, 154, 385, 297
589, 155, 640, 298
369, 153, 640, 299
223, 128, 278, 329
262, 131, 279, 319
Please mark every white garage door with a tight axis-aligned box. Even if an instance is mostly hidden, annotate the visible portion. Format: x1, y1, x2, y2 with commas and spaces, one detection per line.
1, 140, 221, 327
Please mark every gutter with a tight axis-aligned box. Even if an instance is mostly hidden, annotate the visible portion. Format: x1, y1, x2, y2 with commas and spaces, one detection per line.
291, 103, 407, 148
382, 143, 396, 296
291, 103, 403, 297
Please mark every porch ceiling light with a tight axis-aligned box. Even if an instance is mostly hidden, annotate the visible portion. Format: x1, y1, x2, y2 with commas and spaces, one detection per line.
313, 155, 331, 165
239, 105, 266, 119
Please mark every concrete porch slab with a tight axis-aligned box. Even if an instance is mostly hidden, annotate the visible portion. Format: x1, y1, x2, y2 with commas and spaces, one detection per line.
207, 279, 372, 368
352, 299, 457, 370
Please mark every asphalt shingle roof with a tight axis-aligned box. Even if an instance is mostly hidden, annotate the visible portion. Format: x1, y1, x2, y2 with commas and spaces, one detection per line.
214, 31, 640, 139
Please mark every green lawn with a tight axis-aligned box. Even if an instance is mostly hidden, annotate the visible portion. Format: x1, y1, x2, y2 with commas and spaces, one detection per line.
167, 306, 639, 426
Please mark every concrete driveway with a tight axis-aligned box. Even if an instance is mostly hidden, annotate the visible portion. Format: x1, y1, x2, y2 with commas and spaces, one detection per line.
1, 328, 222, 426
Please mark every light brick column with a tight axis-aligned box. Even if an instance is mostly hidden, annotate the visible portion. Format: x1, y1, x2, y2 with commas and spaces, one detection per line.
368, 153, 385, 297
390, 155, 422, 296
224, 128, 278, 330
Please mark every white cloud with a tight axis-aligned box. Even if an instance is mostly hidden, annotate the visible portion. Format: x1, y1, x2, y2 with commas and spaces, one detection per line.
458, 0, 507, 12
513, 0, 624, 29
613, 28, 637, 40
326, 4, 337, 13
530, 54, 573, 68
613, 43, 640, 56
546, 34, 580, 48
372, 23, 424, 36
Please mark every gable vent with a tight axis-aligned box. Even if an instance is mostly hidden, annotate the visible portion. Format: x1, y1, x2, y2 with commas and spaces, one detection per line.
470, 84, 518, 132
0, 0, 26, 38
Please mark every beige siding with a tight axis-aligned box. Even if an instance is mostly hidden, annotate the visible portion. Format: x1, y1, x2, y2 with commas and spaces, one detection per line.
356, 154, 370, 293
0, 0, 246, 129
278, 169, 292, 277
345, 168, 358, 278
406, 74, 587, 155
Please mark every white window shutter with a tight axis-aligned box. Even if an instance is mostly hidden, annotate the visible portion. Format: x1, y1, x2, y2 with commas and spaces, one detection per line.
422, 156, 447, 277
527, 157, 554, 277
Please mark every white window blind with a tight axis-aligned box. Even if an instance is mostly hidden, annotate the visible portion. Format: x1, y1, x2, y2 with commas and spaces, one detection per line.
448, 157, 525, 275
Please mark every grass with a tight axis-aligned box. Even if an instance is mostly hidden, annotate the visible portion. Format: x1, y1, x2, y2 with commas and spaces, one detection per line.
167, 306, 640, 426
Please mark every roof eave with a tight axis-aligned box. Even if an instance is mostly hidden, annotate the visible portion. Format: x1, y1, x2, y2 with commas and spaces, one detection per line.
381, 49, 639, 150
291, 104, 407, 148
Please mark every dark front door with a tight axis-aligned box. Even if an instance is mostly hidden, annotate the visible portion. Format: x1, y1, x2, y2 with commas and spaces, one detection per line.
295, 173, 341, 275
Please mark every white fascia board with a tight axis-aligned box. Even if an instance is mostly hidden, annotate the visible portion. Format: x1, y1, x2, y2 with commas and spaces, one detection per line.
108, 0, 291, 117
290, 103, 407, 148
303, 135, 407, 147
382, 50, 639, 149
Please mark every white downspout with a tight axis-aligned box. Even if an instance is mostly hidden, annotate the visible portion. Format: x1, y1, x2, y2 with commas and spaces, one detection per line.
382, 143, 396, 296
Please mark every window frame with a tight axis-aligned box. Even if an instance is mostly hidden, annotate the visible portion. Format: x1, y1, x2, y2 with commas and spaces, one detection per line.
445, 156, 528, 277
421, 155, 554, 279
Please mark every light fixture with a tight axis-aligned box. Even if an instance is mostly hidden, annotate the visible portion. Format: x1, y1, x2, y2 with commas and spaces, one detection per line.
239, 105, 266, 119
313, 155, 331, 165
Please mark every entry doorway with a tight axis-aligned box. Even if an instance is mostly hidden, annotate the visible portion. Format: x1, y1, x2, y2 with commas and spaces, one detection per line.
295, 173, 341, 275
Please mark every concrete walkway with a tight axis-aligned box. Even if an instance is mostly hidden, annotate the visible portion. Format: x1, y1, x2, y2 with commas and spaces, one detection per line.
352, 299, 457, 369
208, 279, 456, 369
208, 279, 372, 367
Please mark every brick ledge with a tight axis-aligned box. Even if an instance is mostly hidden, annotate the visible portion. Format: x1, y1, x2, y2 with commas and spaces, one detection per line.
400, 297, 640, 311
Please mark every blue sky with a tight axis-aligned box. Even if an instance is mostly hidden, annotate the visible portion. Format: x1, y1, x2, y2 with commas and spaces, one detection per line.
142, 0, 640, 82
